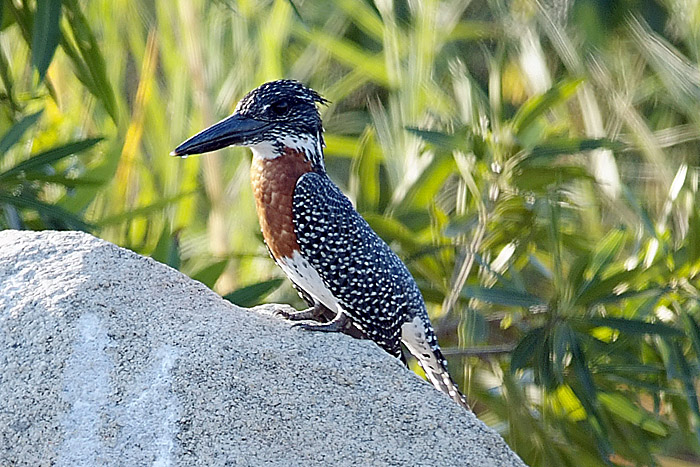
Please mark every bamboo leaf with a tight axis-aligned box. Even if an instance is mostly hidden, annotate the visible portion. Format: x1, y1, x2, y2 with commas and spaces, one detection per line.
511, 327, 544, 372
669, 340, 700, 443
574, 269, 637, 306
62, 0, 118, 123
21, 173, 102, 186
683, 313, 700, 362
31, 0, 62, 82
585, 229, 626, 280
151, 226, 180, 270
552, 323, 569, 385
191, 260, 229, 289
96, 191, 195, 226
599, 393, 668, 436
516, 166, 594, 191
588, 317, 684, 337
400, 151, 456, 209
296, 27, 390, 87
0, 192, 92, 231
223, 279, 284, 308
0, 110, 43, 157
406, 126, 471, 152
536, 331, 555, 388
511, 78, 583, 139
448, 20, 501, 41
462, 285, 545, 308
589, 287, 665, 305
522, 138, 623, 165
350, 127, 380, 212
0, 138, 102, 180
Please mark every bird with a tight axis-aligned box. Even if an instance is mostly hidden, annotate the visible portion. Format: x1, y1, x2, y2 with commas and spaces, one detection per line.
173, 80, 469, 409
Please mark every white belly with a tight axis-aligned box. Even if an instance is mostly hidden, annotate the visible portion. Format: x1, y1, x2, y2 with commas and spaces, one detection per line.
278, 250, 341, 314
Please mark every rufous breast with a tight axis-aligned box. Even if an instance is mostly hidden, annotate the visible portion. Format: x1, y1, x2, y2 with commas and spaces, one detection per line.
250, 148, 313, 260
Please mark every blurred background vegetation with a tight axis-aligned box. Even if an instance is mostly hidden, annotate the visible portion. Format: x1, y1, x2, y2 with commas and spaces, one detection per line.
2, 0, 700, 464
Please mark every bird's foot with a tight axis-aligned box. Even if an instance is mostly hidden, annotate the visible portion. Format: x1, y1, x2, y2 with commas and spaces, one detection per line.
292, 312, 349, 333
273, 302, 328, 322
274, 306, 317, 321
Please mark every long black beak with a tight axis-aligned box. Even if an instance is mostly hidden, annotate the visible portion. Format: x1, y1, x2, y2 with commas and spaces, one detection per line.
171, 113, 271, 157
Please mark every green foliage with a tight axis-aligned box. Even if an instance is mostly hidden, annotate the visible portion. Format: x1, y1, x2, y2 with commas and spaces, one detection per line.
31, 0, 61, 82
2, 0, 700, 464
223, 279, 285, 308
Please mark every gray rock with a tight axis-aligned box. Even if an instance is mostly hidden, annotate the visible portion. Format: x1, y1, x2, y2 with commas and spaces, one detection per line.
0, 230, 525, 467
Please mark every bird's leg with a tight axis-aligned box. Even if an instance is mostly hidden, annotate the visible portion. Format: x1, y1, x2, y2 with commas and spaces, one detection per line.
274, 302, 326, 322
293, 310, 349, 333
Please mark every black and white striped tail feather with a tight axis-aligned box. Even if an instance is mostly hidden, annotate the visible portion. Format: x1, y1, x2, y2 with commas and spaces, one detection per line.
401, 316, 470, 410
418, 347, 470, 410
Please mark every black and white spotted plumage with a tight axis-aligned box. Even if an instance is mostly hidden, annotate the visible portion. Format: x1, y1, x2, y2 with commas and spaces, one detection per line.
173, 79, 469, 409
293, 172, 426, 355
293, 171, 469, 408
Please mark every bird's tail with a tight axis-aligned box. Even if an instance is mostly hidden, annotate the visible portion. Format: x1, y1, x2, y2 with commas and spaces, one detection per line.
401, 316, 470, 410
419, 346, 470, 410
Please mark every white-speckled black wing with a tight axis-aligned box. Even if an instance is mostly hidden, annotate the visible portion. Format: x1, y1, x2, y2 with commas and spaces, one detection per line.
292, 172, 434, 357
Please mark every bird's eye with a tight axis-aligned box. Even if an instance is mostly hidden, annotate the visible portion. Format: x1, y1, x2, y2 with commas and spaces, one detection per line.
271, 100, 289, 116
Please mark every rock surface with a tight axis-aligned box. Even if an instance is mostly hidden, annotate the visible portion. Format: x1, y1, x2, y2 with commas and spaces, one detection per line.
0, 230, 525, 466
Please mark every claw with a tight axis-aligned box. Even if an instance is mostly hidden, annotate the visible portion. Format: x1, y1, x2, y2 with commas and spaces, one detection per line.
274, 302, 328, 322
271, 305, 301, 320
291, 312, 349, 333
274, 307, 314, 321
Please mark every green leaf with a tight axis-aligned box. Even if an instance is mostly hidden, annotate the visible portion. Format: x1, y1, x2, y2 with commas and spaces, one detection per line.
462, 285, 545, 308
443, 214, 478, 238
400, 151, 456, 209
447, 20, 501, 41
296, 27, 390, 87
350, 127, 380, 211
363, 214, 422, 254
621, 186, 656, 238
566, 328, 602, 441
688, 206, 700, 264
151, 226, 180, 270
587, 317, 684, 337
516, 166, 594, 191
589, 287, 665, 305
587, 230, 626, 279
536, 331, 555, 388
21, 173, 102, 186
683, 313, 700, 363
31, 0, 62, 82
223, 279, 284, 307
0, 192, 92, 231
669, 340, 700, 443
548, 198, 563, 293
62, 0, 118, 123
511, 78, 583, 140
0, 43, 18, 112
0, 110, 43, 157
522, 138, 623, 165
285, 0, 304, 25
96, 191, 195, 226
599, 393, 668, 436
191, 260, 229, 289
510, 326, 544, 372
405, 126, 471, 153
0, 138, 102, 181
567, 328, 596, 395
574, 269, 637, 306
334, 0, 384, 41
59, 141, 121, 213
552, 323, 569, 385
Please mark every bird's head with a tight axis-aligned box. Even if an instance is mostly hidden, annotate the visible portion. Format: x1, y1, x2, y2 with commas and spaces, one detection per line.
173, 80, 328, 169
